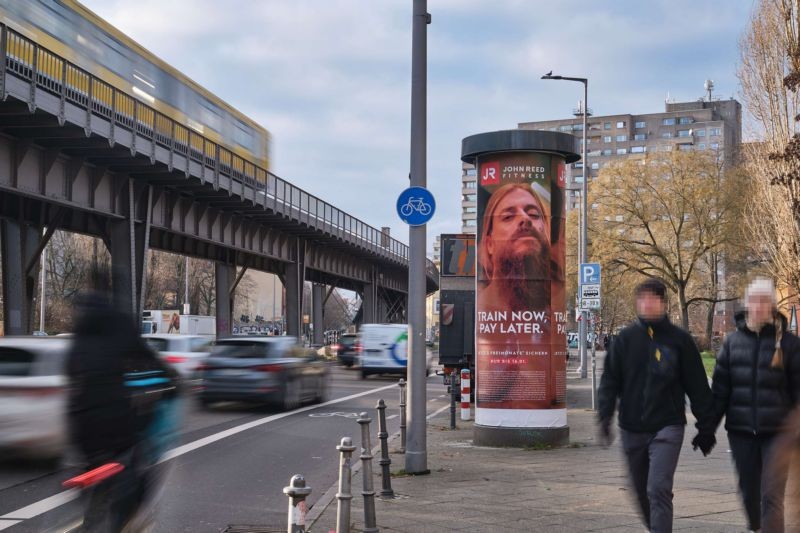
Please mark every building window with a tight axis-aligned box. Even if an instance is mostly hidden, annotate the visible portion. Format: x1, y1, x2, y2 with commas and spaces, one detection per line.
662, 118, 676, 126
709, 127, 721, 136
616, 121, 626, 128
698, 143, 706, 150
710, 142, 720, 150
559, 125, 572, 132
604, 122, 611, 130
591, 162, 600, 169
679, 117, 693, 125
603, 136, 612, 143
464, 219, 476, 227
574, 162, 584, 169
696, 129, 706, 137
679, 144, 692, 151
634, 133, 646, 141
463, 181, 477, 189
661, 131, 672, 139
463, 206, 476, 214
635, 121, 647, 129
631, 146, 646, 153
616, 134, 627, 142
465, 168, 477, 176
677, 129, 691, 138
463, 194, 476, 202
573, 123, 584, 131
616, 148, 627, 155
601, 149, 612, 156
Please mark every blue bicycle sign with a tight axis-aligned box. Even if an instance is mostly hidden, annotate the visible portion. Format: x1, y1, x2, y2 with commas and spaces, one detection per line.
397, 186, 436, 226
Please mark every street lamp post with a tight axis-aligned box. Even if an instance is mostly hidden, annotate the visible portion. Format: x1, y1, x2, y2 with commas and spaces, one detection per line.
542, 73, 589, 379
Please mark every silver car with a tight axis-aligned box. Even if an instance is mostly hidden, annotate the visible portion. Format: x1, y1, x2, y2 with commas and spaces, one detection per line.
0, 337, 70, 459
143, 334, 211, 379
198, 336, 329, 410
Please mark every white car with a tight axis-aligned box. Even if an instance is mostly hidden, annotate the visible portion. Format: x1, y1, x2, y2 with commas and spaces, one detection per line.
0, 337, 70, 459
143, 334, 212, 379
359, 324, 432, 379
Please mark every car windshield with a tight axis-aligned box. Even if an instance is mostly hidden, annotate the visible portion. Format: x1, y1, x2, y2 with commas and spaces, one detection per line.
0, 348, 36, 376
339, 336, 356, 347
211, 340, 288, 358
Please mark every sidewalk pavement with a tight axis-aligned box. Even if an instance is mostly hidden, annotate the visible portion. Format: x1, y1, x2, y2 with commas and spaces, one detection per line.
308, 356, 800, 532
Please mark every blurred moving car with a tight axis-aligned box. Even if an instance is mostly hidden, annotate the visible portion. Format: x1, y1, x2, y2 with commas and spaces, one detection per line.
359, 324, 432, 379
198, 336, 329, 410
0, 337, 70, 460
334, 333, 360, 367
143, 334, 211, 380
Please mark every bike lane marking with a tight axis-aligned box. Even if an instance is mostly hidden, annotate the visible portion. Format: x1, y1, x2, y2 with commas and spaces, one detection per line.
0, 381, 399, 531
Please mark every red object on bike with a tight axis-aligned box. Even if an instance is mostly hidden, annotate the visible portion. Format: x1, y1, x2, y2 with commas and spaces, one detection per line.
62, 462, 125, 489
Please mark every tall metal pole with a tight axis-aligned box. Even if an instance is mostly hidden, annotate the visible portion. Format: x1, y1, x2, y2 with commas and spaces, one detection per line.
579, 80, 588, 379
406, 0, 429, 474
184, 256, 189, 314
39, 240, 46, 333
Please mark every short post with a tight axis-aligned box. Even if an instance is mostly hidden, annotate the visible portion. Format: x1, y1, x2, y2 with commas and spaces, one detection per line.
398, 379, 407, 453
449, 371, 459, 430
460, 368, 471, 421
376, 399, 394, 498
336, 437, 357, 533
357, 412, 379, 533
283, 474, 312, 533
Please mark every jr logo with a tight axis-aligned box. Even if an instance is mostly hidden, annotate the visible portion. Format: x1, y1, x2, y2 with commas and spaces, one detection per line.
480, 161, 500, 185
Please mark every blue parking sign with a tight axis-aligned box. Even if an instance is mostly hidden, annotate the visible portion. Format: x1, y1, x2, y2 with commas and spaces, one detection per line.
579, 263, 601, 285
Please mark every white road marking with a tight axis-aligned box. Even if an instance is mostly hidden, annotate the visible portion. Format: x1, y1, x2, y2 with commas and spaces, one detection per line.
0, 381, 400, 531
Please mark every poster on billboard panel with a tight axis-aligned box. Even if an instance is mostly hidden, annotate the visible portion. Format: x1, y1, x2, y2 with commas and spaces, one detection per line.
475, 153, 567, 427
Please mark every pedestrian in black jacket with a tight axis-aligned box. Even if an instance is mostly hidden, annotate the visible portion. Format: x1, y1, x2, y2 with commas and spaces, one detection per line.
598, 278, 716, 533
711, 277, 800, 533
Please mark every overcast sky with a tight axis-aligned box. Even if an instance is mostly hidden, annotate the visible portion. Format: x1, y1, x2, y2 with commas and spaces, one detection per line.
81, 0, 753, 255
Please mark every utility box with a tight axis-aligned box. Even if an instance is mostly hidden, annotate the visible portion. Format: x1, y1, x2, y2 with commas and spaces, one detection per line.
437, 234, 476, 371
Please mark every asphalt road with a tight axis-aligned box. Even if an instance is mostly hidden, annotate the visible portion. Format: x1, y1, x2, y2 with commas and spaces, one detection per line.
0, 365, 449, 532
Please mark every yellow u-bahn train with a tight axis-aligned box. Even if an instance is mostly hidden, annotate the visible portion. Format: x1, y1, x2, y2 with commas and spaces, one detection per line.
0, 0, 271, 169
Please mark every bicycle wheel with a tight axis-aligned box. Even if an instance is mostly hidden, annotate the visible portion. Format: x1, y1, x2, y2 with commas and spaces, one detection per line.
419, 203, 431, 216
400, 203, 413, 217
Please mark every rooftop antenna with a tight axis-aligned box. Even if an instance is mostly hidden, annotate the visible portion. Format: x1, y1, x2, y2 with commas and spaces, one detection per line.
704, 79, 714, 102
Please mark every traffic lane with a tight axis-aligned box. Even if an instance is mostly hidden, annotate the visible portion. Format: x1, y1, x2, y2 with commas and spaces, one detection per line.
1, 375, 446, 532
149, 376, 447, 532
0, 365, 393, 503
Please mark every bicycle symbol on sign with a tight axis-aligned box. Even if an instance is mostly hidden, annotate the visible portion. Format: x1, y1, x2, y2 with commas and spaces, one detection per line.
308, 412, 361, 419
400, 197, 432, 217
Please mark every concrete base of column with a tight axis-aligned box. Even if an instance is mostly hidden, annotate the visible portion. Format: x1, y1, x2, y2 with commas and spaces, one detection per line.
473, 425, 569, 448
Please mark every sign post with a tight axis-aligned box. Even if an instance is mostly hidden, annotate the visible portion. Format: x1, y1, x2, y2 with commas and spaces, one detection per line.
579, 262, 601, 409
462, 129, 579, 447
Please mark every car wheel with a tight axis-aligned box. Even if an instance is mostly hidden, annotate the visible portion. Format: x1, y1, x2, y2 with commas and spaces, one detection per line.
198, 397, 213, 410
360, 370, 369, 380
283, 381, 301, 411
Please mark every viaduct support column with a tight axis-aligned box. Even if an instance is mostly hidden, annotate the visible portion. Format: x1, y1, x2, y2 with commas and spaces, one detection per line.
110, 181, 152, 321
312, 283, 325, 345
285, 239, 306, 337
215, 262, 235, 337
0, 218, 41, 335
361, 267, 377, 324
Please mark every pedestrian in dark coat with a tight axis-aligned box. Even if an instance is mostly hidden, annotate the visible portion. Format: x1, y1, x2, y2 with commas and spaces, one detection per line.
711, 277, 800, 532
598, 278, 716, 533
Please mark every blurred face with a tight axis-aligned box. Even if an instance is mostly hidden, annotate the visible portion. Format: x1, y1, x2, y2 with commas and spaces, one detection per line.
746, 293, 773, 326
636, 291, 666, 320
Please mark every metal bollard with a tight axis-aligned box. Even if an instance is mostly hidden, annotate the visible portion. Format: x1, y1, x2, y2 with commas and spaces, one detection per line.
449, 371, 459, 430
336, 437, 356, 533
376, 399, 394, 499
461, 368, 471, 421
398, 379, 407, 453
283, 474, 312, 533
357, 412, 379, 533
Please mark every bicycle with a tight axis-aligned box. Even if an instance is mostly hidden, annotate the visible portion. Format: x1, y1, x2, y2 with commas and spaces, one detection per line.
400, 197, 432, 217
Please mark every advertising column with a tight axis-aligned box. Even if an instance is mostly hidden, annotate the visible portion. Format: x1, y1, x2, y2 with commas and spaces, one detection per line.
461, 130, 579, 447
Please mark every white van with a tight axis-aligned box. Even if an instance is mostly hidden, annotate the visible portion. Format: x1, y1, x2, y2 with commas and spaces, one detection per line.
359, 324, 431, 379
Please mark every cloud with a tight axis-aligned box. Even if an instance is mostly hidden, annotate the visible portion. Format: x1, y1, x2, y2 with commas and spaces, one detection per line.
80, 0, 751, 256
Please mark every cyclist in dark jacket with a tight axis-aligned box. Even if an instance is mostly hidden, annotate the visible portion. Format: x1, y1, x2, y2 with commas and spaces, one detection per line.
711, 277, 800, 533
598, 278, 716, 533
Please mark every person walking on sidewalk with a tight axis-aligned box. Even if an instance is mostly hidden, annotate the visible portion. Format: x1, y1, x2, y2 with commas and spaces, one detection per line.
710, 277, 800, 533
597, 278, 717, 533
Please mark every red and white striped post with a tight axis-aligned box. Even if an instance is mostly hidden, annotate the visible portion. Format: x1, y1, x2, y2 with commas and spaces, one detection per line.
460, 368, 471, 421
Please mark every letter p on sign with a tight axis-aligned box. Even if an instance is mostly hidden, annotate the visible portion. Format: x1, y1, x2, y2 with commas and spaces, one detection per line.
580, 263, 601, 285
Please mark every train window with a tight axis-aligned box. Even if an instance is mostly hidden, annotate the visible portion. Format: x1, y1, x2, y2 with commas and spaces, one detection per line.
200, 101, 222, 131
234, 121, 254, 151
